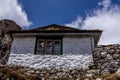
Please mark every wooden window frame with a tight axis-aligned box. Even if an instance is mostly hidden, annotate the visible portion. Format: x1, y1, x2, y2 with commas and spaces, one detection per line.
34, 36, 63, 55
36, 39, 45, 54
45, 39, 53, 55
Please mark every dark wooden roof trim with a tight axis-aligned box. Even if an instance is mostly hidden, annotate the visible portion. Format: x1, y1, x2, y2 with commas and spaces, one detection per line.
8, 30, 102, 34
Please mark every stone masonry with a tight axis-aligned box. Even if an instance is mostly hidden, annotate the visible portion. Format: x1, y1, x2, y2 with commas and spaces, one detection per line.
93, 44, 120, 74
0, 19, 21, 65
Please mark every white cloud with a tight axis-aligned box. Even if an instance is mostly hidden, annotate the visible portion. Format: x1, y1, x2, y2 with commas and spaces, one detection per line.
65, 0, 120, 45
65, 16, 83, 28
0, 0, 32, 29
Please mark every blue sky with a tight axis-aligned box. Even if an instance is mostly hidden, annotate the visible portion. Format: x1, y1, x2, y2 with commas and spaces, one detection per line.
18, 0, 120, 28
18, 0, 101, 28
0, 0, 120, 44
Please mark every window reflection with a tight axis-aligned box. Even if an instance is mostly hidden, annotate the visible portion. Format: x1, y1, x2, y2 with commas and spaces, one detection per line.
37, 40, 44, 54
54, 40, 61, 55
36, 39, 61, 55
46, 40, 52, 54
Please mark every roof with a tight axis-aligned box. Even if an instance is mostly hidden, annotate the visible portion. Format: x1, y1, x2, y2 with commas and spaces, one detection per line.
9, 24, 102, 32
30, 24, 81, 31
8, 24, 103, 46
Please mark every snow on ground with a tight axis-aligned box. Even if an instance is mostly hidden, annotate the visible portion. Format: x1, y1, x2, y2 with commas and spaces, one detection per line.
8, 54, 92, 70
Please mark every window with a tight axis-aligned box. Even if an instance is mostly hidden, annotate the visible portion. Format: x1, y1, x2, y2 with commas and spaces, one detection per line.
54, 40, 61, 55
35, 37, 62, 55
37, 40, 45, 54
46, 40, 53, 54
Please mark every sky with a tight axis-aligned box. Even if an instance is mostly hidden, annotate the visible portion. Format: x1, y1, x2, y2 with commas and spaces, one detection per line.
0, 0, 120, 45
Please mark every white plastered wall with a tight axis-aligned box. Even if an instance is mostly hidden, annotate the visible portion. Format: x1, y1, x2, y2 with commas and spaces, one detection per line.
10, 37, 36, 54
63, 37, 94, 55
11, 36, 95, 55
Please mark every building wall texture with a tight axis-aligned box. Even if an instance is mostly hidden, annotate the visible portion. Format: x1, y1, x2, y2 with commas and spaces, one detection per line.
11, 37, 36, 54
63, 37, 94, 55
11, 37, 94, 55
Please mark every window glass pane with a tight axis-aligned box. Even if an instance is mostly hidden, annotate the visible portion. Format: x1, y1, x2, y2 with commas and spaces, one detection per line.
55, 40, 60, 44
37, 50, 44, 55
45, 40, 52, 54
37, 40, 44, 50
37, 40, 44, 54
54, 40, 61, 55
37, 44, 43, 50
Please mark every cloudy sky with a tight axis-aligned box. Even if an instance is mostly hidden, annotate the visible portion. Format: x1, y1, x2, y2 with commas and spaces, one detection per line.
0, 0, 120, 45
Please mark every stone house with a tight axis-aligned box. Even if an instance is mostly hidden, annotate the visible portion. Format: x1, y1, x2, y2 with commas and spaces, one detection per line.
9, 24, 102, 55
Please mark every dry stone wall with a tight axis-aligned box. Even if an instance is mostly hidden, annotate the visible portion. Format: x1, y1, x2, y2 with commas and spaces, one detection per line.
0, 65, 102, 80
93, 44, 120, 74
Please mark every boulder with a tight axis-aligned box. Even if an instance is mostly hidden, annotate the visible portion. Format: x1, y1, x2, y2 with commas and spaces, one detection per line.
0, 19, 21, 65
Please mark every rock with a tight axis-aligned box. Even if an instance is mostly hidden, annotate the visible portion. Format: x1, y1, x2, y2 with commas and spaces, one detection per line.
0, 19, 21, 65
100, 52, 107, 58
96, 78, 102, 80
102, 73, 120, 80
112, 53, 120, 59
71, 70, 78, 75
106, 54, 113, 59
0, 19, 22, 31
35, 71, 40, 74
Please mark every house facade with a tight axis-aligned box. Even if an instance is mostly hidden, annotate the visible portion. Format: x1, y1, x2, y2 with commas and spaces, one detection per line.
9, 24, 102, 55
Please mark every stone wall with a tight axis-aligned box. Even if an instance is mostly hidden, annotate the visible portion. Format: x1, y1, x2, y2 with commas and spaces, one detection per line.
8, 54, 92, 70
0, 34, 13, 65
11, 37, 36, 54
0, 65, 103, 80
63, 37, 94, 55
0, 19, 21, 65
93, 44, 120, 74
